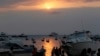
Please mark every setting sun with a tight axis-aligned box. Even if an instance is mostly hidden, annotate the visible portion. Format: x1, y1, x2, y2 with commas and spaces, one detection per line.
46, 6, 52, 10
43, 3, 53, 10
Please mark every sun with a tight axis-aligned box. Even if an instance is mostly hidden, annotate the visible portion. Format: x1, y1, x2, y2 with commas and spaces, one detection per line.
43, 3, 53, 10
46, 6, 52, 10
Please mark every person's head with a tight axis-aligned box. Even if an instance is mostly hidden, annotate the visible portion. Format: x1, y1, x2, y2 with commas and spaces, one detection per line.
98, 48, 100, 52
82, 48, 87, 53
42, 46, 44, 48
87, 48, 92, 53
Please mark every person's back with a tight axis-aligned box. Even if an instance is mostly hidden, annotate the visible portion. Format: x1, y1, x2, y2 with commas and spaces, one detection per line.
39, 46, 46, 56
97, 48, 100, 56
87, 48, 94, 56
80, 48, 88, 56
9, 47, 14, 56
32, 47, 37, 56
61, 50, 65, 56
55, 47, 60, 56
51, 47, 56, 56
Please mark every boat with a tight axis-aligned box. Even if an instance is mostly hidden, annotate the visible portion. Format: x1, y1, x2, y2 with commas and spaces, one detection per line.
55, 38, 58, 40
46, 39, 50, 43
0, 32, 8, 37
12, 33, 27, 38
32, 38, 36, 43
49, 32, 58, 37
61, 31, 100, 56
41, 38, 45, 42
0, 33, 34, 52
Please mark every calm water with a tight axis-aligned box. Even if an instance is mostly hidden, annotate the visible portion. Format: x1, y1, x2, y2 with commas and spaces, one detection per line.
34, 37, 61, 56
10, 35, 67, 56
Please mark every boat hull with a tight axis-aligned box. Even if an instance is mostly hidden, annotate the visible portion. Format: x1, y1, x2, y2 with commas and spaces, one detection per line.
68, 41, 100, 56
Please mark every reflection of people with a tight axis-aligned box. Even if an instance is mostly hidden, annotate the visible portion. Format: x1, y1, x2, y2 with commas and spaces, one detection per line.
39, 46, 46, 56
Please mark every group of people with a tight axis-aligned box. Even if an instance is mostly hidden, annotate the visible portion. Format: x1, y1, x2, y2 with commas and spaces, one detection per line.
32, 46, 46, 56
32, 46, 66, 56
51, 46, 66, 56
80, 48, 100, 56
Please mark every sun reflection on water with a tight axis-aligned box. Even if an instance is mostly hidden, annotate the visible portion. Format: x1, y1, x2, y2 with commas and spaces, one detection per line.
43, 38, 60, 56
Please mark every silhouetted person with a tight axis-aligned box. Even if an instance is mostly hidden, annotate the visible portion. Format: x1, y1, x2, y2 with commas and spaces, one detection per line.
9, 46, 14, 56
97, 48, 100, 56
39, 46, 46, 56
58, 46, 62, 55
61, 50, 65, 56
55, 47, 60, 56
87, 48, 94, 56
80, 48, 88, 56
32, 47, 37, 56
51, 47, 56, 56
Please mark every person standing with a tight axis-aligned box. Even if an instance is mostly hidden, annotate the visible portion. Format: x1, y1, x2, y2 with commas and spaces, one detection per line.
80, 48, 88, 56
97, 48, 100, 56
51, 47, 56, 56
39, 46, 46, 56
32, 47, 37, 56
87, 48, 94, 56
9, 46, 14, 56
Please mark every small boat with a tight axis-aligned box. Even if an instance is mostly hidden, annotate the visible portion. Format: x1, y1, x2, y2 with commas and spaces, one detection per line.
55, 38, 58, 40
25, 37, 28, 40
18, 34, 27, 37
41, 38, 45, 42
49, 32, 58, 37
62, 36, 66, 39
31, 38, 36, 43
46, 39, 50, 43
0, 32, 8, 37
33, 41, 36, 43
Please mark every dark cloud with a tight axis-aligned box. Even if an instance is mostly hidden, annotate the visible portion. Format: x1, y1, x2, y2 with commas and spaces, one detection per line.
0, 0, 25, 7
0, 0, 43, 8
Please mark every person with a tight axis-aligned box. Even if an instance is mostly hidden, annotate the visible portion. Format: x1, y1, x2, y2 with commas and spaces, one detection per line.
58, 46, 62, 55
39, 46, 46, 56
97, 48, 100, 56
32, 47, 37, 56
55, 47, 60, 56
61, 50, 65, 56
51, 47, 56, 56
80, 48, 88, 56
9, 46, 14, 56
87, 48, 94, 56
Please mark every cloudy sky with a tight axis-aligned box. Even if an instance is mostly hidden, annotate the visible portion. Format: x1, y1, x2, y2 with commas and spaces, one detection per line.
0, 0, 100, 35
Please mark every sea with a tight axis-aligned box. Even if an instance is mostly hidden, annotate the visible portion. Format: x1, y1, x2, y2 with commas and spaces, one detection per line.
0, 35, 67, 56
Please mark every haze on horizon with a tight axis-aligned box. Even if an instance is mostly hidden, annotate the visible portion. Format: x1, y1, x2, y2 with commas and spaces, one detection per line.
0, 0, 100, 35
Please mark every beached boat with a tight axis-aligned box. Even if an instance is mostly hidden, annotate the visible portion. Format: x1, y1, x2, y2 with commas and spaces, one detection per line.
62, 31, 100, 56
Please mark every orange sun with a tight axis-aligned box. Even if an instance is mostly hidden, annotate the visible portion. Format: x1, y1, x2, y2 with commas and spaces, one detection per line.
43, 3, 53, 10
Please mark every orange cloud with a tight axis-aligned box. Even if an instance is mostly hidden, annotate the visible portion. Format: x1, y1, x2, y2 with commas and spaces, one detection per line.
0, 0, 100, 11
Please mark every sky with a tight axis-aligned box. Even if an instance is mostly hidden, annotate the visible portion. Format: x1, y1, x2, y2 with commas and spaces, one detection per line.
0, 0, 100, 35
